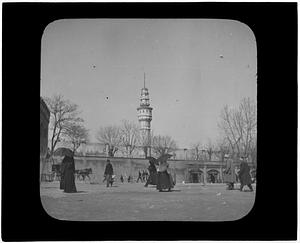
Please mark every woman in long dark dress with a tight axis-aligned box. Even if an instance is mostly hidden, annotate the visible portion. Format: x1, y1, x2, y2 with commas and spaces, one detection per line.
156, 160, 174, 192
63, 155, 77, 193
144, 160, 158, 187
59, 157, 68, 190
238, 157, 253, 192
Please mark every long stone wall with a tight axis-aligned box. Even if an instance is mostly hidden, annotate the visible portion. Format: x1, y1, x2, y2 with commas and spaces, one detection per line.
74, 156, 190, 183
42, 156, 255, 183
72, 156, 256, 184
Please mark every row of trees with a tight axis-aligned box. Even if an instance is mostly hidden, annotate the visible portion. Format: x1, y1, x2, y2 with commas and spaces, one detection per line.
190, 98, 257, 163
95, 121, 178, 157
44, 95, 178, 158
44, 94, 256, 162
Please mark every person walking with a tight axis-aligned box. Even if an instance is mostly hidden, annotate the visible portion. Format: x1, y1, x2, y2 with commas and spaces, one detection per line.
120, 174, 124, 183
104, 159, 114, 187
136, 170, 143, 183
238, 156, 254, 192
223, 154, 236, 190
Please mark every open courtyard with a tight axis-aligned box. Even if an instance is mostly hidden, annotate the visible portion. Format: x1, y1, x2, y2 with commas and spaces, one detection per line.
40, 181, 255, 221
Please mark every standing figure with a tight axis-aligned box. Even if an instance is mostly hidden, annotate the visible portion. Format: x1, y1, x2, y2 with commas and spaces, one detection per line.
62, 155, 77, 193
120, 174, 124, 183
104, 159, 114, 187
145, 171, 149, 181
235, 166, 240, 182
238, 156, 254, 192
223, 154, 236, 190
142, 170, 146, 182
136, 170, 143, 183
144, 159, 158, 187
59, 157, 68, 190
156, 159, 174, 192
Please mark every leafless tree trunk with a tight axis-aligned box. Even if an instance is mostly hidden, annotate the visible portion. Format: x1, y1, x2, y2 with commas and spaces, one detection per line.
138, 130, 154, 158
204, 140, 215, 161
191, 142, 202, 160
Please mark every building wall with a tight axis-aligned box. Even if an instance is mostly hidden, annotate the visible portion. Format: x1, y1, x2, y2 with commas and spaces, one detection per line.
40, 98, 50, 181
40, 98, 50, 157
48, 156, 255, 184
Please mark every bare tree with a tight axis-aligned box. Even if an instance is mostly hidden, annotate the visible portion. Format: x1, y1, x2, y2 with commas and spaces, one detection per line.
249, 139, 257, 165
214, 137, 230, 162
64, 124, 89, 153
152, 135, 177, 157
44, 94, 83, 155
120, 120, 140, 157
204, 140, 215, 161
96, 125, 122, 157
138, 130, 154, 158
218, 97, 257, 160
191, 142, 202, 160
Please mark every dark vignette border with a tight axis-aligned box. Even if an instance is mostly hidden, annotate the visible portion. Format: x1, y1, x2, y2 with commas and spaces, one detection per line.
2, 2, 297, 241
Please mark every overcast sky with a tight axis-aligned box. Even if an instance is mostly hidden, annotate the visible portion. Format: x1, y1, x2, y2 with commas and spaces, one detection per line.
41, 19, 257, 148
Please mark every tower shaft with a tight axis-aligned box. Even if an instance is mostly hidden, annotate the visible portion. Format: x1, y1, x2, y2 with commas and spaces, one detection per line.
137, 75, 153, 154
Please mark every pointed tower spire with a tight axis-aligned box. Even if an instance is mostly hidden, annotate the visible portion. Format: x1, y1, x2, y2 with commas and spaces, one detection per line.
144, 72, 146, 88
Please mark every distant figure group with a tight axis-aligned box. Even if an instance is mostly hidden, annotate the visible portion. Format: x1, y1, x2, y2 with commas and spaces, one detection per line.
136, 170, 149, 183
223, 154, 254, 192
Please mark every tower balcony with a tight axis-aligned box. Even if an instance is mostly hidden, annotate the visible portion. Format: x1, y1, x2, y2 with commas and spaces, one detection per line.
137, 106, 153, 111
138, 115, 152, 120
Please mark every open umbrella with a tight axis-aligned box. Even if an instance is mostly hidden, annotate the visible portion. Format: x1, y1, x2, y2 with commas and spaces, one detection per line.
146, 156, 158, 165
53, 147, 74, 157
157, 154, 173, 163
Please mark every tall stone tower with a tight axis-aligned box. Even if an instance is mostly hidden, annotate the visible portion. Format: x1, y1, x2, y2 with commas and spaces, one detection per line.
137, 73, 153, 157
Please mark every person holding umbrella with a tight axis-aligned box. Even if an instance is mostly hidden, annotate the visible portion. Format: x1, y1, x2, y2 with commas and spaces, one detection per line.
54, 147, 77, 192
156, 154, 174, 192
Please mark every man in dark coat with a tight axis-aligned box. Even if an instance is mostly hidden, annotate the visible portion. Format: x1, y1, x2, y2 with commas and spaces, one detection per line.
62, 155, 77, 193
238, 156, 254, 192
104, 159, 114, 187
223, 154, 236, 190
